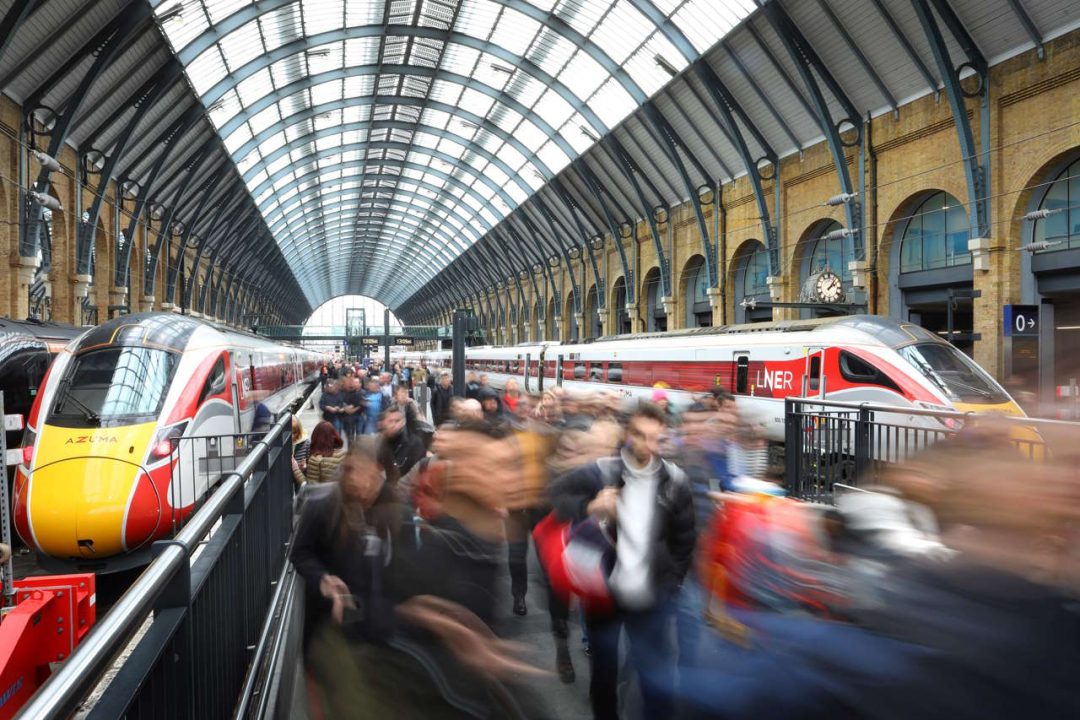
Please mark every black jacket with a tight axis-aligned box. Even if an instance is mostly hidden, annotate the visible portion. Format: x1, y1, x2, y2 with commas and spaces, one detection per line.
431, 384, 454, 427
550, 455, 696, 597
380, 430, 425, 481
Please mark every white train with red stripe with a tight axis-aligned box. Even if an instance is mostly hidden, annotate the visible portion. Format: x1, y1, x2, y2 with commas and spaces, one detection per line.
13, 313, 321, 572
414, 315, 1022, 440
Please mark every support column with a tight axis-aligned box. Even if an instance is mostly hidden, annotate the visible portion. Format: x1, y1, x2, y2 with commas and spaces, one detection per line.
109, 286, 127, 318
573, 313, 584, 341
72, 274, 92, 317
707, 287, 724, 327
15, 256, 40, 320
141, 295, 155, 312
661, 296, 677, 330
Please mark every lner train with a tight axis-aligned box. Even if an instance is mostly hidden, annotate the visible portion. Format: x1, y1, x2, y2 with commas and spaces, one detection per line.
14, 313, 321, 571
414, 315, 1023, 441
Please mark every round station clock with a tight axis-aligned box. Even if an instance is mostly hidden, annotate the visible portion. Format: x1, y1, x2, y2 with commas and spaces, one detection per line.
815, 270, 844, 303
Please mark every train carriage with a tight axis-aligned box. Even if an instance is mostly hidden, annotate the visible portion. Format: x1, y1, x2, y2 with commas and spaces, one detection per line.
13, 313, 321, 571
419, 316, 1021, 442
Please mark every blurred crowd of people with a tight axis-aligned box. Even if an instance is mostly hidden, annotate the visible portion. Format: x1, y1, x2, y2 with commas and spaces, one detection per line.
286, 360, 1080, 720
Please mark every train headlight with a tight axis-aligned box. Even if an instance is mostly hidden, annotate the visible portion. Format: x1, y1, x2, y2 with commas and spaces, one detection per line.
20, 428, 36, 467
148, 422, 187, 461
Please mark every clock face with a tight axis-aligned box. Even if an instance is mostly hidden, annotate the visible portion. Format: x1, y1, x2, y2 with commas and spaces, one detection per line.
816, 272, 844, 303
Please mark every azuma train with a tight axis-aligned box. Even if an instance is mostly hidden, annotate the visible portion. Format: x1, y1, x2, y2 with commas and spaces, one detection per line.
401, 315, 1023, 441
13, 313, 321, 571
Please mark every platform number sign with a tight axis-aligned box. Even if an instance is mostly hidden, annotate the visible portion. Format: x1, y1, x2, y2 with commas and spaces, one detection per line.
1004, 305, 1039, 337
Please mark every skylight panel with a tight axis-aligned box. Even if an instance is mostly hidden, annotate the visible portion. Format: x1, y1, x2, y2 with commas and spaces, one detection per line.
454, 0, 501, 40
536, 140, 571, 174
265, 153, 292, 177
556, 0, 605, 37
590, 77, 637, 127
440, 43, 482, 77
343, 37, 381, 65
302, 0, 345, 36
559, 49, 607, 100
532, 88, 574, 129
486, 103, 522, 133
624, 35, 683, 94
310, 79, 342, 105
218, 21, 265, 70
157, 2, 210, 53
592, 1, 653, 62
485, 163, 510, 188
559, 115, 595, 153
235, 68, 275, 107
316, 134, 343, 152
505, 183, 529, 204
342, 74, 375, 98
529, 26, 577, 76
270, 54, 307, 88
420, 108, 452, 130
478, 206, 499, 226
223, 122, 254, 154
498, 143, 527, 172
207, 89, 241, 128
249, 104, 282, 135
490, 9, 541, 56
428, 79, 463, 105
188, 46, 229, 95
501, 69, 545, 107
511, 118, 547, 152
346, 0, 386, 26
457, 87, 494, 117
205, 0, 255, 25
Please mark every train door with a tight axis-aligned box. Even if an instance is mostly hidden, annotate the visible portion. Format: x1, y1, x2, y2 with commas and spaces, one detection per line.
556, 354, 564, 387
538, 347, 546, 393
733, 352, 750, 395
524, 354, 532, 393
802, 347, 827, 397
230, 352, 243, 433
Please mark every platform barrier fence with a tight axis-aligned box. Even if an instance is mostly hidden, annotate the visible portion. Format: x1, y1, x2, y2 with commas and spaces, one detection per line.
15, 413, 296, 720
784, 398, 1056, 502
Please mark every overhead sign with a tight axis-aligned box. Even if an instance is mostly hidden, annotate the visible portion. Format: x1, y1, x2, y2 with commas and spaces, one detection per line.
1003, 305, 1039, 337
356, 335, 415, 347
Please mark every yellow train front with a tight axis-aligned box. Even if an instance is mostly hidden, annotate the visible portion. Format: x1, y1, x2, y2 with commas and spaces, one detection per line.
12, 313, 318, 572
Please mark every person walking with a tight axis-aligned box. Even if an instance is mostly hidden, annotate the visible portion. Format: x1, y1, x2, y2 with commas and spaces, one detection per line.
430, 372, 454, 427
550, 402, 695, 720
304, 421, 347, 484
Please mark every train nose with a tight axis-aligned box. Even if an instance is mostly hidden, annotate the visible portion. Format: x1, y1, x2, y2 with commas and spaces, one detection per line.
25, 458, 161, 559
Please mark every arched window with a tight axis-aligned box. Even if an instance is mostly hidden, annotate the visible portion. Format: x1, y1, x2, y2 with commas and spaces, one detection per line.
808, 220, 853, 282
743, 245, 770, 297
683, 256, 711, 327
1033, 158, 1080, 250
899, 191, 970, 273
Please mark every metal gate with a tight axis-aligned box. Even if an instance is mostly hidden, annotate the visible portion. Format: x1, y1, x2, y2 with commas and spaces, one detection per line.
784, 398, 1052, 502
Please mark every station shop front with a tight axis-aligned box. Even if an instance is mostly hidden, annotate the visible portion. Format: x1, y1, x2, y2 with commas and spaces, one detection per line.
1020, 156, 1080, 416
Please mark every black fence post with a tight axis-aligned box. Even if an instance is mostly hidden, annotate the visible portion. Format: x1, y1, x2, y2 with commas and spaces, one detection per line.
452, 309, 467, 397
784, 398, 799, 496
854, 405, 872, 484
152, 540, 194, 718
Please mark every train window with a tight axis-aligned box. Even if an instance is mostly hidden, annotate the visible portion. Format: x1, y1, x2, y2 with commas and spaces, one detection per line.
589, 363, 603, 382
840, 351, 901, 392
573, 362, 586, 380
736, 356, 749, 394
607, 363, 622, 383
809, 356, 821, 392
51, 347, 178, 424
199, 356, 227, 403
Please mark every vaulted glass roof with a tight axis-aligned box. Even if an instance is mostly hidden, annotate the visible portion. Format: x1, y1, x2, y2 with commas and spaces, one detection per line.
151, 0, 755, 307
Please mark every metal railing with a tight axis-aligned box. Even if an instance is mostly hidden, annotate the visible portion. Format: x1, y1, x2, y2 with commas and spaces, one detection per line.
784, 397, 1057, 502
16, 413, 296, 720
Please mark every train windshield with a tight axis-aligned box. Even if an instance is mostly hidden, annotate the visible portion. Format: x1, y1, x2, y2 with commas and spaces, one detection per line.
897, 343, 1008, 404
51, 347, 178, 425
